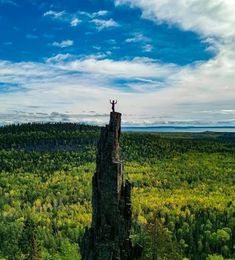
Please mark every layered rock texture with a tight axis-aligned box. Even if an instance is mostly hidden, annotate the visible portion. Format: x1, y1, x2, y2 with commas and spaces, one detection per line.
81, 112, 140, 260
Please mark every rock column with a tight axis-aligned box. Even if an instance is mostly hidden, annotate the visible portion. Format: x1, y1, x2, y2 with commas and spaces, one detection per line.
81, 112, 138, 260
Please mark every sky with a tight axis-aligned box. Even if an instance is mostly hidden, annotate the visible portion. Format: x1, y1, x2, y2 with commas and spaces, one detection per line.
0, 0, 234, 126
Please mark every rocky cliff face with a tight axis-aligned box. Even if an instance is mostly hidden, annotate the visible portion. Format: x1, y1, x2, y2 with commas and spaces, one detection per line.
81, 112, 141, 260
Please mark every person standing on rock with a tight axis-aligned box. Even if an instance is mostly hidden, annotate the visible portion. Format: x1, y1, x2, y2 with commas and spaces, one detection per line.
110, 100, 117, 112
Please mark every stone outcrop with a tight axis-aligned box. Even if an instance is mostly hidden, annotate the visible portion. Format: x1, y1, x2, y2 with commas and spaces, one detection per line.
81, 112, 141, 260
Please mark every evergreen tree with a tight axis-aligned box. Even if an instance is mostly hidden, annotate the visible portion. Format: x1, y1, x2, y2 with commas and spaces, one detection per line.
19, 217, 40, 260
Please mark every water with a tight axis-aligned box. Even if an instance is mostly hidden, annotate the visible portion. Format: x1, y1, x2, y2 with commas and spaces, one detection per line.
122, 126, 235, 133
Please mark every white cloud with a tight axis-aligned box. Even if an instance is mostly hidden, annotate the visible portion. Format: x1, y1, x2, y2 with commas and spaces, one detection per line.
43, 10, 65, 19
51, 56, 176, 78
43, 10, 81, 28
79, 10, 109, 18
43, 9, 111, 29
43, 9, 109, 28
125, 33, 149, 43
70, 18, 81, 27
52, 40, 74, 48
1, 53, 234, 125
46, 53, 74, 63
125, 33, 153, 52
93, 10, 109, 17
113, 0, 235, 123
115, 0, 235, 40
143, 44, 153, 52
91, 18, 119, 31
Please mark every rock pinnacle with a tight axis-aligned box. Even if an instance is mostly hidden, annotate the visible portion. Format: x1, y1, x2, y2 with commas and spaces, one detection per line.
81, 111, 141, 259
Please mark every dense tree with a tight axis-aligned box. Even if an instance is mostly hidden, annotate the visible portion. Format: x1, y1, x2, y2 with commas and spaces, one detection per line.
19, 217, 40, 260
0, 123, 234, 259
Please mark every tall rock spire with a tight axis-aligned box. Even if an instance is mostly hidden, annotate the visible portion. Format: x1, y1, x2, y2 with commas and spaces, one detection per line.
81, 111, 140, 260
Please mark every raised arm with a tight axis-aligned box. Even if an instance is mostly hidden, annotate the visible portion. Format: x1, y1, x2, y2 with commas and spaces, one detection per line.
114, 100, 117, 104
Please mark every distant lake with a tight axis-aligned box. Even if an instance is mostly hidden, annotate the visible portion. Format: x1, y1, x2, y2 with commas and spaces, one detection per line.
122, 126, 235, 133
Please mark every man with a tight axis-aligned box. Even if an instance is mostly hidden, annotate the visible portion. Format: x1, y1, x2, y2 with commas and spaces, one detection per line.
110, 100, 117, 112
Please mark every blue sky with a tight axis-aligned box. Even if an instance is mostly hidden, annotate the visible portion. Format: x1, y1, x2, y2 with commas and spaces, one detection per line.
0, 0, 234, 125
0, 0, 212, 64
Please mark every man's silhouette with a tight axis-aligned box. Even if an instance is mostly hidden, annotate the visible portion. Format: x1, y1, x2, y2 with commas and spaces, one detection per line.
110, 100, 117, 112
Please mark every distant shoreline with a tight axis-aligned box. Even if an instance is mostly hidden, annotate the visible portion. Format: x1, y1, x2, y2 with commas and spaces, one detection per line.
122, 126, 235, 133
1, 123, 235, 133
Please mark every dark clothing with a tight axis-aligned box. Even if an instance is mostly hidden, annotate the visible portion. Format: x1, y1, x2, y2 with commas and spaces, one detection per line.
110, 100, 117, 112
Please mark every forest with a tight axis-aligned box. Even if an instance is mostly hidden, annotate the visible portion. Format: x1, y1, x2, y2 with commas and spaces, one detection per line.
0, 123, 234, 260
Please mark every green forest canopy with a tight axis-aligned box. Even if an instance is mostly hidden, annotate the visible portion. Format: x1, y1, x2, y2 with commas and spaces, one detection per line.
0, 123, 234, 259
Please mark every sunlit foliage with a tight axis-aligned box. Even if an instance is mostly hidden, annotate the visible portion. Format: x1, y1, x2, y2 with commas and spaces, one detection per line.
0, 123, 234, 259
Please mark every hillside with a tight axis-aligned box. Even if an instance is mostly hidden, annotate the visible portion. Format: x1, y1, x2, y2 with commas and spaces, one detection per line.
0, 123, 234, 259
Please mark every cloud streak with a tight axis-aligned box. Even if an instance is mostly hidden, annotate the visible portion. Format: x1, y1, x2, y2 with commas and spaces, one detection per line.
0, 51, 234, 125
52, 40, 74, 48
43, 9, 112, 29
91, 18, 119, 31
